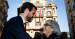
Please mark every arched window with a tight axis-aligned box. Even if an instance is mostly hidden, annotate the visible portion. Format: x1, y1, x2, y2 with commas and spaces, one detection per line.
53, 8, 55, 14
47, 11, 51, 16
36, 22, 41, 26
35, 18, 41, 26
69, 5, 71, 12
54, 18, 56, 20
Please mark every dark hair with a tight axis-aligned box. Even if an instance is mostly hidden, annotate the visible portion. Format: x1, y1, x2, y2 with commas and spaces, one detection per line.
20, 2, 37, 13
17, 7, 20, 15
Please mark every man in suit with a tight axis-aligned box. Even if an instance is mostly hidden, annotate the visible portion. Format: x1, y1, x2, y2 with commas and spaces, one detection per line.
1, 2, 37, 39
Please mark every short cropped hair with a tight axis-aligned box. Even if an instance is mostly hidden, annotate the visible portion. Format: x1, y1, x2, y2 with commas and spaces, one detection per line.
20, 2, 37, 13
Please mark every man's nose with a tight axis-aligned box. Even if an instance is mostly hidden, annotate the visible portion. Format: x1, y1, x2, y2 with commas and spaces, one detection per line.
31, 16, 33, 18
33, 14, 36, 17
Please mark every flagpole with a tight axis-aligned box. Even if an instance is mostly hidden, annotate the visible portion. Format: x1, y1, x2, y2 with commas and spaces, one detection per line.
39, 6, 41, 25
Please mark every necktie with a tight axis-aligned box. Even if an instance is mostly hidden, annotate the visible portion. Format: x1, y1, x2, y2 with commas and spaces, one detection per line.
24, 23, 26, 31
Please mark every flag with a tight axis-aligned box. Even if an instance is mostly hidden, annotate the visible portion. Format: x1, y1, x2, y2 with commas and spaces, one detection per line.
40, 8, 42, 17
36, 11, 37, 17
42, 8, 44, 16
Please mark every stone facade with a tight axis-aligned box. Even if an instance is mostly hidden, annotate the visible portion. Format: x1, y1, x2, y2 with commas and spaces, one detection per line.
64, 0, 75, 39
0, 0, 9, 38
25, 0, 58, 38
18, 0, 59, 38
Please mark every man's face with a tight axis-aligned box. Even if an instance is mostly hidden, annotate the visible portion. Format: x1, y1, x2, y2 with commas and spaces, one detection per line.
27, 7, 36, 22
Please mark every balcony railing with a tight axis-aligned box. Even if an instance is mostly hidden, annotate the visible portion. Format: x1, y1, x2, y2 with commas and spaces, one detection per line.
33, 3, 49, 7
26, 26, 42, 29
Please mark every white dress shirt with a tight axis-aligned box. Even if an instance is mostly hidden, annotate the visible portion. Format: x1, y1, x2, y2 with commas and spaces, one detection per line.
20, 15, 26, 23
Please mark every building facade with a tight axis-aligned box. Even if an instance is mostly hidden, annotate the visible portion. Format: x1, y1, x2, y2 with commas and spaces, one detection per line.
18, 0, 60, 38
0, 0, 9, 38
64, 0, 75, 39
26, 0, 59, 38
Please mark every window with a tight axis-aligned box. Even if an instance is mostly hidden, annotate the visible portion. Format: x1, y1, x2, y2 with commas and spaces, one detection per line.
47, 11, 51, 16
3, 16, 6, 20
53, 8, 55, 13
3, 11, 6, 15
37, 11, 40, 17
36, 22, 41, 26
67, 0, 70, 3
73, 13, 75, 17
0, 14, 2, 20
3, 3, 5, 7
73, 17, 75, 23
73, 3, 75, 9
49, 4, 51, 5
69, 5, 71, 12
71, 15, 73, 23
54, 18, 56, 20
35, 18, 41, 26
36, 1, 40, 6
47, 7, 51, 10
30, 30, 33, 33
0, 9, 2, 12
72, 25, 74, 31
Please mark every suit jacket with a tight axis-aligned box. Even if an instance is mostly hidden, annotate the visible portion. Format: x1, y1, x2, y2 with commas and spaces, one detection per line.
1, 16, 31, 39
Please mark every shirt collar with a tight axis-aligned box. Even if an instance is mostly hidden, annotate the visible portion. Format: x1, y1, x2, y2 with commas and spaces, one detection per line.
20, 15, 25, 23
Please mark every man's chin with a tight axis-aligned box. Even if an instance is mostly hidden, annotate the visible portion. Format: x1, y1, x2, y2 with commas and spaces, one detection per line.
27, 17, 33, 22
27, 19, 32, 22
28, 20, 32, 22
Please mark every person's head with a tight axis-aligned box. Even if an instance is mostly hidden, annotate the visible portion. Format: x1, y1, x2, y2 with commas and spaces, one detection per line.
34, 32, 41, 39
43, 20, 61, 35
19, 2, 37, 22
60, 32, 67, 39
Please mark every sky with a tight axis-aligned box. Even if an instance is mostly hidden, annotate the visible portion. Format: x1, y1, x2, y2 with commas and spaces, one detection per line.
7, 0, 69, 32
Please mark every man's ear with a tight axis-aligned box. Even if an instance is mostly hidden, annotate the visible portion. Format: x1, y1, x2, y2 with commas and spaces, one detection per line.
24, 8, 29, 16
25, 8, 29, 13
